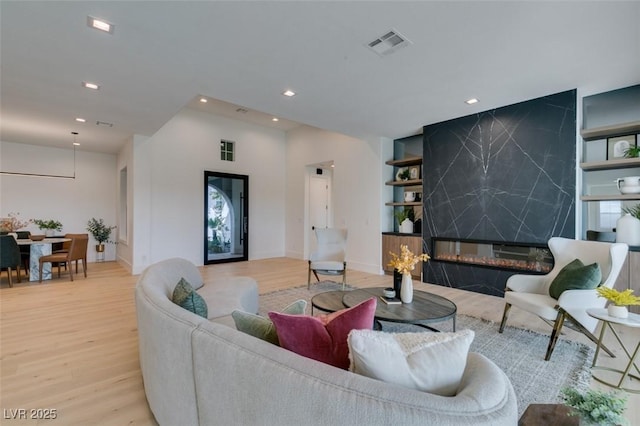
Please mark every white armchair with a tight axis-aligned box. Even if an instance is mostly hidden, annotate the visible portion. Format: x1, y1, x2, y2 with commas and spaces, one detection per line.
308, 228, 347, 290
499, 237, 628, 360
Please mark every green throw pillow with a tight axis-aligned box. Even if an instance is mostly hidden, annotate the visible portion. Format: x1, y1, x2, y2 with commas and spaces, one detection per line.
172, 278, 208, 318
232, 299, 307, 346
548, 259, 601, 300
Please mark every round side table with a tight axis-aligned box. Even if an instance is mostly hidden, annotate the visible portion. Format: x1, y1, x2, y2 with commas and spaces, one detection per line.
586, 308, 640, 393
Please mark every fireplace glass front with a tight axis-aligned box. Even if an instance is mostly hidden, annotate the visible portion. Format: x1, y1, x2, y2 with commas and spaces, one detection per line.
432, 238, 553, 274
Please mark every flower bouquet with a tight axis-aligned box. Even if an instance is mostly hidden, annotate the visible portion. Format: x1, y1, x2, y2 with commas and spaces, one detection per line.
387, 244, 430, 275
596, 287, 640, 319
387, 244, 430, 303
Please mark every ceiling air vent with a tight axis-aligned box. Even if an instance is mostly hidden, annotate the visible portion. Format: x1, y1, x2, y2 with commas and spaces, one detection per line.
367, 29, 411, 56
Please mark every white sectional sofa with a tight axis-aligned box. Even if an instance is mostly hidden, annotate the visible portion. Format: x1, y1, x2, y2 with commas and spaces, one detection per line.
135, 257, 518, 426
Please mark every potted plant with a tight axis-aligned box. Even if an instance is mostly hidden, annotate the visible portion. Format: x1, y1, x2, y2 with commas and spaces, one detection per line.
561, 387, 627, 426
86, 218, 116, 256
33, 219, 63, 237
623, 146, 640, 158
596, 286, 640, 319
394, 208, 414, 233
1, 212, 32, 233
622, 203, 640, 220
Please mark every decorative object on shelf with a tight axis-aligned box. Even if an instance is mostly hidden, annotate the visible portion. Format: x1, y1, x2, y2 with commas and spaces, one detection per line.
0, 212, 32, 233
615, 176, 640, 194
395, 167, 410, 181
607, 134, 637, 160
623, 203, 640, 219
616, 213, 640, 246
404, 191, 416, 202
394, 208, 414, 233
387, 244, 430, 304
400, 218, 413, 234
86, 218, 116, 261
409, 165, 420, 180
624, 145, 640, 158
597, 287, 640, 319
29, 235, 45, 241
560, 387, 627, 426
33, 219, 63, 237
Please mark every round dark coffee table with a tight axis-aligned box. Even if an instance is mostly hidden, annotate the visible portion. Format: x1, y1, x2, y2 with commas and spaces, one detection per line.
342, 287, 457, 331
310, 290, 349, 315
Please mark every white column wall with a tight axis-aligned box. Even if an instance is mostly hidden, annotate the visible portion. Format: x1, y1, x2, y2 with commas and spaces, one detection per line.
285, 126, 391, 275
130, 107, 286, 271
0, 141, 117, 262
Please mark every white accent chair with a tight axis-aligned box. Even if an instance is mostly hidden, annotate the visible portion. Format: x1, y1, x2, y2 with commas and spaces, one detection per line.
499, 237, 628, 360
308, 228, 347, 290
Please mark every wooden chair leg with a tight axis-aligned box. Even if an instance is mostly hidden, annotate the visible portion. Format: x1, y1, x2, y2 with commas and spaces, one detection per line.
499, 303, 512, 333
7, 268, 13, 287
307, 261, 312, 289
16, 265, 21, 283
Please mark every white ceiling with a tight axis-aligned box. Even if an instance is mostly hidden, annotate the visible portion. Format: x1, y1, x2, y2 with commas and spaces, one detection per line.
1, 1, 639, 155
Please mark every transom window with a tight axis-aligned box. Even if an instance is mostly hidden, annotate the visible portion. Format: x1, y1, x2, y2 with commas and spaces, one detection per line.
220, 140, 235, 161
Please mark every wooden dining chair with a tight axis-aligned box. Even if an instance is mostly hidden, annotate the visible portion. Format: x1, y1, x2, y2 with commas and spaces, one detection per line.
39, 234, 88, 282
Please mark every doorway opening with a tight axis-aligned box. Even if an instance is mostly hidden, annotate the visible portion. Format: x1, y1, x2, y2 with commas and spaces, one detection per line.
306, 162, 334, 258
204, 171, 248, 264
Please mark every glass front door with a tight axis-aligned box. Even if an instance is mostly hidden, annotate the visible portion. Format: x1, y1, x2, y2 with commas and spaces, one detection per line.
204, 171, 248, 264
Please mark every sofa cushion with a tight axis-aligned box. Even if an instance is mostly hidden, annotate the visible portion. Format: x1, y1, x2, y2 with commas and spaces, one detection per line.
348, 329, 474, 396
232, 299, 307, 345
269, 297, 376, 369
172, 278, 208, 318
548, 258, 601, 300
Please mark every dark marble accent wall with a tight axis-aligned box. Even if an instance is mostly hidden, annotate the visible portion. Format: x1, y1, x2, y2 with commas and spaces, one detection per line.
422, 90, 576, 296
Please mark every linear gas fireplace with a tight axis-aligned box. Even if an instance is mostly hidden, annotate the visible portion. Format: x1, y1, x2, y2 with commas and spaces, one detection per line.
432, 237, 553, 274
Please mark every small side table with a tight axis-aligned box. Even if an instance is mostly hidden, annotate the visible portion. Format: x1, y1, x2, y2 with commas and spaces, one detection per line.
586, 308, 640, 393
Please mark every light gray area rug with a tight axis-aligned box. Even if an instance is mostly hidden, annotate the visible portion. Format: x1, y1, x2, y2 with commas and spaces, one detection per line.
259, 281, 593, 417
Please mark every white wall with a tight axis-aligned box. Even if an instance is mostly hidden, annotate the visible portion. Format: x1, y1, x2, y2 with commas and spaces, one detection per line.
128, 107, 287, 273
0, 141, 117, 262
285, 126, 391, 274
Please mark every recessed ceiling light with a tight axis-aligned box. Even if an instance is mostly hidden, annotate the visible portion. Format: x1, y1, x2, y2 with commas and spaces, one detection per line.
465, 98, 479, 105
75, 118, 86, 123
272, 118, 279, 122
199, 98, 208, 103
73, 142, 81, 146
282, 90, 296, 97
82, 82, 100, 90
87, 16, 114, 34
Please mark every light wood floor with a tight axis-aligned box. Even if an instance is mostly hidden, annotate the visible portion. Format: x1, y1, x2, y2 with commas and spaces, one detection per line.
1, 259, 638, 425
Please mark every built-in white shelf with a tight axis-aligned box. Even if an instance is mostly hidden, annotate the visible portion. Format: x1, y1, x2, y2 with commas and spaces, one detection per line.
580, 121, 640, 141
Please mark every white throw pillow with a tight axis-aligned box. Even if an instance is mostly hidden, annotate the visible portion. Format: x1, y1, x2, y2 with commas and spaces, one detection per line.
348, 329, 474, 396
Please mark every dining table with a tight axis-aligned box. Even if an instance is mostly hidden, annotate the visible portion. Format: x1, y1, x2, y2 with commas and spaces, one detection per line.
17, 237, 72, 281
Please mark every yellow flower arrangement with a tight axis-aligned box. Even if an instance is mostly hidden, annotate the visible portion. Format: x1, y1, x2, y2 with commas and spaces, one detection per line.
596, 287, 640, 306
387, 244, 430, 275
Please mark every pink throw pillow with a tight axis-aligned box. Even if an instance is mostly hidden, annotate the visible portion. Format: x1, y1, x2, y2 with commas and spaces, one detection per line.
268, 297, 376, 369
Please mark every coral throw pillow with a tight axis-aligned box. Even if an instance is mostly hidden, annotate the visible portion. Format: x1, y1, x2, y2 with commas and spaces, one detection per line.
269, 297, 376, 369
